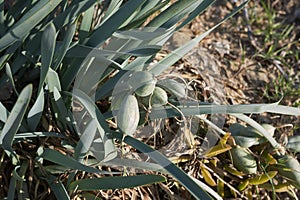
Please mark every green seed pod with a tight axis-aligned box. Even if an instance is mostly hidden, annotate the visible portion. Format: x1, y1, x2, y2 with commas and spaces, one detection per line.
157, 79, 186, 98
111, 83, 133, 111
276, 155, 300, 188
128, 71, 156, 97
231, 146, 257, 174
151, 87, 168, 107
117, 95, 139, 135
286, 136, 300, 152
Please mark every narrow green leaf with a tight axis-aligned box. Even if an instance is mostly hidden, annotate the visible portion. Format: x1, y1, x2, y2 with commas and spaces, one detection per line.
16, 161, 30, 199
46, 68, 62, 92
14, 132, 65, 139
122, 0, 170, 29
67, 44, 161, 58
74, 119, 97, 162
39, 22, 56, 92
176, 0, 215, 31
104, 101, 300, 121
146, 0, 198, 28
51, 87, 71, 128
71, 89, 117, 162
101, 158, 167, 173
190, 176, 222, 200
134, 0, 166, 19
53, 0, 97, 29
7, 173, 17, 200
146, 102, 300, 119
87, 0, 146, 47
0, 0, 62, 52
0, 42, 20, 71
0, 0, 5, 37
160, 1, 203, 29
95, 70, 129, 100
98, 0, 123, 26
109, 131, 212, 200
5, 63, 18, 95
45, 175, 70, 200
0, 102, 8, 123
0, 84, 32, 151
78, 5, 95, 42
27, 89, 44, 131
53, 21, 77, 70
68, 175, 166, 191
40, 148, 107, 174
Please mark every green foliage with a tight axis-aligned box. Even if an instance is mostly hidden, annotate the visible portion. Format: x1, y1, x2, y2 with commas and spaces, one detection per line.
0, 0, 299, 199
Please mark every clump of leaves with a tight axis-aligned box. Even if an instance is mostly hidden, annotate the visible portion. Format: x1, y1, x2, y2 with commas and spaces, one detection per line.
0, 0, 299, 199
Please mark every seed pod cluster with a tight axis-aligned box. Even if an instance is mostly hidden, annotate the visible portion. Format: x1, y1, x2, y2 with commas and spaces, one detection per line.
150, 86, 168, 107
117, 95, 140, 136
129, 71, 156, 97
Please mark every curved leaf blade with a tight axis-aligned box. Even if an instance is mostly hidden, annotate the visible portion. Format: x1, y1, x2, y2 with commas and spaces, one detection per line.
68, 175, 166, 191
27, 89, 44, 131
0, 84, 32, 147
87, 0, 146, 47
0, 84, 32, 164
40, 148, 112, 174
0, 0, 62, 52
39, 22, 56, 92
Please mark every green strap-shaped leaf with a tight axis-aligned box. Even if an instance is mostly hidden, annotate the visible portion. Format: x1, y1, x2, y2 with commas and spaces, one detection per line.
101, 158, 167, 173
78, 5, 95, 42
103, 101, 300, 120
109, 131, 213, 199
97, 0, 123, 26
147, 102, 300, 118
0, 84, 32, 145
0, 0, 62, 52
27, 89, 44, 131
87, 0, 146, 47
0, 102, 8, 123
68, 174, 166, 191
46, 68, 62, 92
146, 0, 198, 28
0, 42, 20, 71
5, 63, 18, 95
51, 87, 71, 129
53, 0, 97, 29
175, 0, 215, 31
0, 84, 32, 164
40, 148, 111, 174
53, 21, 77, 71
39, 22, 56, 93
71, 89, 117, 162
14, 132, 65, 139
122, 0, 170, 29
0, 0, 4, 37
74, 119, 97, 162
66, 44, 161, 58
45, 175, 70, 200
